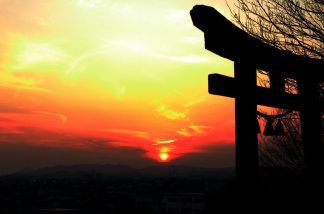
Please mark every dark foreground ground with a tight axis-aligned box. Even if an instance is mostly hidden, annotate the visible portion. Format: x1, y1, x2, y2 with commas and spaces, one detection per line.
0, 165, 315, 214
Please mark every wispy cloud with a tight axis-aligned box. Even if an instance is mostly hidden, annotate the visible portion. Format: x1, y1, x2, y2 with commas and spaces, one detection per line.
65, 43, 121, 74
0, 126, 115, 150
155, 93, 206, 122
184, 95, 206, 108
32, 111, 68, 124
0, 103, 30, 114
157, 104, 188, 121
104, 128, 151, 140
15, 85, 53, 94
0, 73, 53, 94
13, 42, 70, 69
156, 139, 175, 144
177, 123, 214, 137
152, 139, 176, 146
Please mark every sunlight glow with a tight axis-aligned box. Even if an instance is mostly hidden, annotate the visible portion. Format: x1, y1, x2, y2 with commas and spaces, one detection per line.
157, 139, 175, 145
0, 0, 234, 166
159, 153, 169, 161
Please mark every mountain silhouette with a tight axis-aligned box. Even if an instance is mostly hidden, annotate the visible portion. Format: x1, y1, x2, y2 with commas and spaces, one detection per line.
10, 164, 234, 179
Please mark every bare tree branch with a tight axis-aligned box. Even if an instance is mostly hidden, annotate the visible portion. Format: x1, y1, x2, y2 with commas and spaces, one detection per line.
228, 0, 324, 59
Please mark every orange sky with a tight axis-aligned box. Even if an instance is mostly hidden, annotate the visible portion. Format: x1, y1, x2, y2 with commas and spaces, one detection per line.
0, 0, 236, 173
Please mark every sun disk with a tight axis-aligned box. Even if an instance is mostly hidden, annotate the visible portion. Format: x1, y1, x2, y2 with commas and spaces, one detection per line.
159, 153, 169, 161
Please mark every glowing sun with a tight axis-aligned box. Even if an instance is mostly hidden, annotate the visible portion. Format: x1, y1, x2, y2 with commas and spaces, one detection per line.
159, 153, 169, 161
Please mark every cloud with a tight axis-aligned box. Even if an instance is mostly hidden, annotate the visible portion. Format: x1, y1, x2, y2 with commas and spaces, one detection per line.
0, 126, 114, 149
157, 104, 188, 121
172, 143, 235, 168
0, 73, 53, 94
12, 42, 70, 69
0, 84, 53, 94
105, 128, 151, 140
184, 95, 206, 108
156, 139, 175, 145
0, 125, 157, 175
0, 105, 27, 114
65, 39, 152, 74
155, 93, 207, 123
177, 123, 214, 137
0, 103, 67, 125
32, 111, 68, 124
0, 140, 152, 175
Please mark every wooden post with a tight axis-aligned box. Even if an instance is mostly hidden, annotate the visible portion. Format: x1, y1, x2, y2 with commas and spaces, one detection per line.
269, 72, 285, 95
298, 77, 324, 212
234, 61, 259, 189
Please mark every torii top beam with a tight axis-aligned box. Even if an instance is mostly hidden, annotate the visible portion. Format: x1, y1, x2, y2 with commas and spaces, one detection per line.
190, 5, 323, 82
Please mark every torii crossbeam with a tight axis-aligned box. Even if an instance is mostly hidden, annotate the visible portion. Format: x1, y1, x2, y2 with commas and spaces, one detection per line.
190, 4, 323, 198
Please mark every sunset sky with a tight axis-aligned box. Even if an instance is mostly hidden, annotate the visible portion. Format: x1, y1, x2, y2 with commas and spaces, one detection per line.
0, 0, 237, 173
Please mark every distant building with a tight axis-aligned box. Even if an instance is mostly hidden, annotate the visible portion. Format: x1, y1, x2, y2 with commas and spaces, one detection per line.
163, 193, 205, 214
134, 193, 161, 214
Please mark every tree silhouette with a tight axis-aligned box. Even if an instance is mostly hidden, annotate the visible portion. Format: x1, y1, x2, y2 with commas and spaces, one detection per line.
255, 71, 305, 171
258, 110, 305, 171
229, 0, 324, 128
229, 0, 323, 59
230, 0, 324, 106
227, 1, 323, 171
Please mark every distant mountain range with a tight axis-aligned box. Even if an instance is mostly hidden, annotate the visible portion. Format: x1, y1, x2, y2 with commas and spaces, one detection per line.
6, 164, 234, 179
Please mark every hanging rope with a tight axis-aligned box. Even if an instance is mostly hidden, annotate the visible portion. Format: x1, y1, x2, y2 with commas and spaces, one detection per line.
257, 110, 293, 120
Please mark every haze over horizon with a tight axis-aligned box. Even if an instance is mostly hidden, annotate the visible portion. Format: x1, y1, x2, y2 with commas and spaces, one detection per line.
0, 0, 236, 174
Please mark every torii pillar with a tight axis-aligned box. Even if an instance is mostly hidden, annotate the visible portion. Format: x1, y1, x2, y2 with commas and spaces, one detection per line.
190, 5, 324, 199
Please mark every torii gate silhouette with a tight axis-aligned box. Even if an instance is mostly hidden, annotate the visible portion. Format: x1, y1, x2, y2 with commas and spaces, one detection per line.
190, 4, 323, 199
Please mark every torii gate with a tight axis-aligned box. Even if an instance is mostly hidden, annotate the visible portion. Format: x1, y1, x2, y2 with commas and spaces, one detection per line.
190, 5, 323, 195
